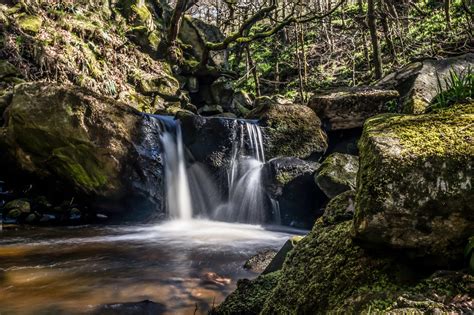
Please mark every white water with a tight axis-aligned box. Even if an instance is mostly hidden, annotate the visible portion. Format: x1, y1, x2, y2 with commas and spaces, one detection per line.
159, 121, 193, 220
158, 117, 274, 225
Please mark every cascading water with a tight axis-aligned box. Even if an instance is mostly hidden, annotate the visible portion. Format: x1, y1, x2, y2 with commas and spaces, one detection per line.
156, 115, 275, 225
213, 122, 269, 224
157, 116, 193, 221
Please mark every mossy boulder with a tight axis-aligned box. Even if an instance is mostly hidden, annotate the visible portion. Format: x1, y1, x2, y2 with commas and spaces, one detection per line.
322, 190, 355, 226
354, 104, 474, 263
211, 271, 281, 315
4, 199, 31, 218
0, 83, 165, 218
316, 153, 359, 199
17, 14, 43, 34
217, 220, 474, 314
249, 103, 328, 160
309, 87, 399, 130
377, 53, 474, 114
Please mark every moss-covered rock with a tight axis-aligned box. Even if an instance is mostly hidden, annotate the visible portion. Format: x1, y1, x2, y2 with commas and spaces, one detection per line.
217, 220, 473, 314
1, 83, 164, 217
316, 153, 359, 198
322, 190, 355, 226
17, 14, 43, 34
354, 104, 474, 263
4, 199, 31, 218
211, 271, 281, 315
249, 103, 328, 160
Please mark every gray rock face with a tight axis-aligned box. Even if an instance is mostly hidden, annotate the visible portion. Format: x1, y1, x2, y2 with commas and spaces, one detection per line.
244, 250, 277, 273
377, 53, 474, 114
0, 83, 164, 218
263, 157, 324, 228
353, 104, 474, 263
309, 87, 399, 130
315, 153, 359, 199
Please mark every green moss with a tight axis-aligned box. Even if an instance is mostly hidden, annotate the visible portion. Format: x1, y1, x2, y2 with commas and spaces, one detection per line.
252, 104, 328, 159
50, 145, 109, 192
17, 14, 43, 34
216, 220, 474, 314
212, 272, 281, 315
323, 190, 355, 225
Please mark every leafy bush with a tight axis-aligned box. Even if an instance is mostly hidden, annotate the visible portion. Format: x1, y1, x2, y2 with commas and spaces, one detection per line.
431, 67, 474, 110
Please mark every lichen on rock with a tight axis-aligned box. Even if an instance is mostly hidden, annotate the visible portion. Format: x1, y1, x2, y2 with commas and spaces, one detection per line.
354, 103, 474, 263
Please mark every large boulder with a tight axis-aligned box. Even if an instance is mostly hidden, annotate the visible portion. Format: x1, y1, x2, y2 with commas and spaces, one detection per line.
215, 220, 474, 314
263, 157, 324, 228
309, 87, 399, 130
248, 103, 328, 160
377, 53, 474, 114
353, 104, 474, 263
0, 83, 164, 218
315, 153, 359, 199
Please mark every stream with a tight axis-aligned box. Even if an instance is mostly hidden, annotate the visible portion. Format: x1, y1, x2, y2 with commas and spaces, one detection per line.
0, 220, 302, 314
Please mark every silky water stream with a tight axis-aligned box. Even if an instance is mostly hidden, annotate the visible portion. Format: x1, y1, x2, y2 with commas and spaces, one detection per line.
0, 116, 304, 314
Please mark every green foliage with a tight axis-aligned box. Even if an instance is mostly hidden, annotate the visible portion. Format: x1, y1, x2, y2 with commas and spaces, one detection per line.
431, 67, 474, 110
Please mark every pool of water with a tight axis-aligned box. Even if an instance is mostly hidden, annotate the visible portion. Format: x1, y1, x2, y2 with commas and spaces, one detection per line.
0, 220, 303, 314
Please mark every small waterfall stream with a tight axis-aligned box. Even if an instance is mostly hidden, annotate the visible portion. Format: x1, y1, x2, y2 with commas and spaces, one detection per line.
156, 116, 273, 225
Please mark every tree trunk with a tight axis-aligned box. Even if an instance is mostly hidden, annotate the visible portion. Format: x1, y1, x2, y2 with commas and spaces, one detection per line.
445, 0, 452, 29
368, 0, 383, 79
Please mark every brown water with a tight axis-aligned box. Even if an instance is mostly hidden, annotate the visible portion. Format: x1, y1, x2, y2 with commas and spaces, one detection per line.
0, 220, 301, 314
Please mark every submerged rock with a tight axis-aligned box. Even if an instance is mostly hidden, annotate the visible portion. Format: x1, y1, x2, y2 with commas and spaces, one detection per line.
93, 300, 166, 315
316, 153, 359, 199
377, 53, 474, 114
4, 199, 30, 218
309, 87, 399, 130
0, 83, 164, 218
249, 103, 328, 160
354, 104, 474, 263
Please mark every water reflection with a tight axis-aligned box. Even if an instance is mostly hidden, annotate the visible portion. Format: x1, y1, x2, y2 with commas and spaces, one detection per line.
0, 220, 303, 314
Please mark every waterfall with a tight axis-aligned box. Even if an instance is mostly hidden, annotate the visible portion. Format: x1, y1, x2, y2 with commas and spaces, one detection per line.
157, 116, 193, 221
155, 115, 273, 225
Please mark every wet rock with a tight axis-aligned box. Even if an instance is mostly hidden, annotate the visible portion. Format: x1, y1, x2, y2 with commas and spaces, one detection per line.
309, 87, 399, 130
377, 53, 474, 114
0, 83, 165, 219
322, 190, 355, 226
263, 236, 303, 275
248, 103, 328, 160
316, 153, 359, 199
263, 157, 324, 228
4, 199, 31, 218
353, 104, 474, 264
93, 300, 166, 315
179, 114, 243, 174
244, 250, 277, 273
